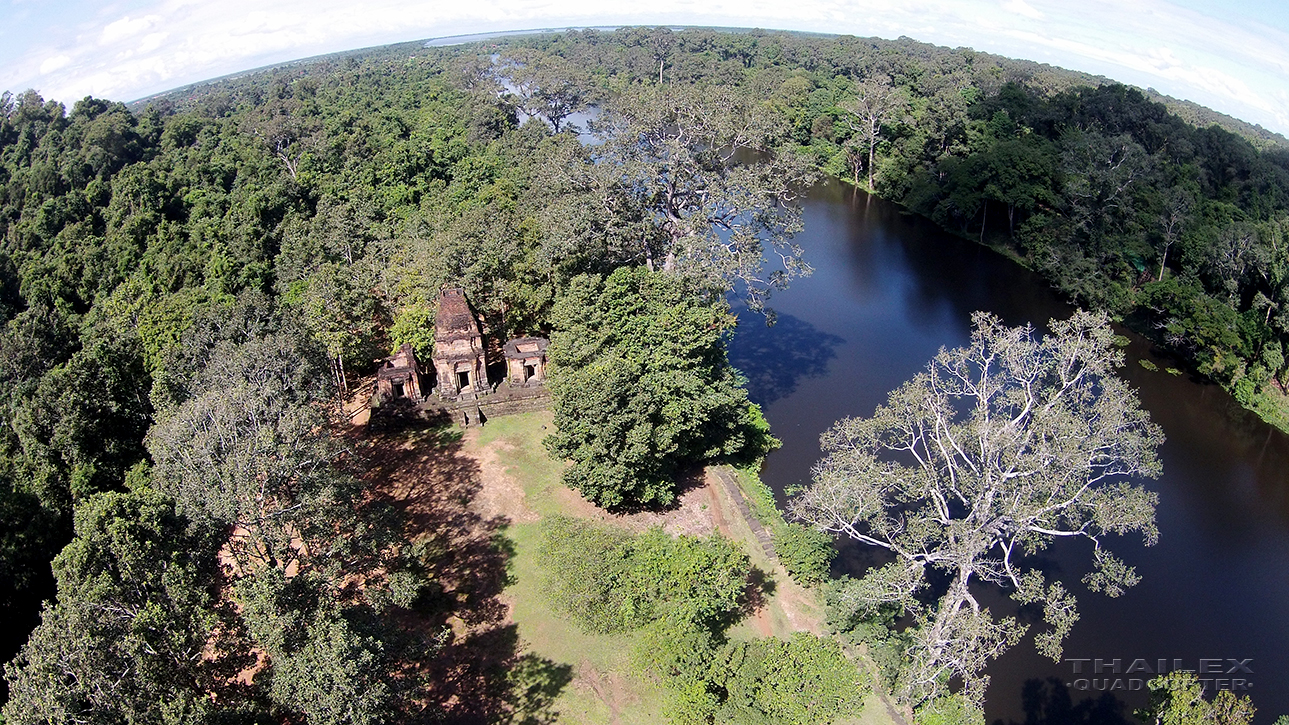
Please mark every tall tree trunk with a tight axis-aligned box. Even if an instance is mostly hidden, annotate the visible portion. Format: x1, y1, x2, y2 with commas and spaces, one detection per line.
868, 138, 877, 190
911, 567, 974, 702
925, 572, 972, 650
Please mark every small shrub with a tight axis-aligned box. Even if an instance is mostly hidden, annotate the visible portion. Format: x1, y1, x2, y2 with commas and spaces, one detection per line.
916, 694, 985, 725
1138, 358, 1159, 371
538, 516, 750, 634
775, 523, 836, 585
823, 577, 908, 689
715, 633, 867, 725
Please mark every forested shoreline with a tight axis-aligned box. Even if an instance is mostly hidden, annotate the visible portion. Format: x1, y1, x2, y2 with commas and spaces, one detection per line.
492, 28, 1289, 431
1, 26, 1283, 722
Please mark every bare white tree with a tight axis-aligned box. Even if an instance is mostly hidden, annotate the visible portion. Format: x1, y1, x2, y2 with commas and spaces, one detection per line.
792, 310, 1164, 707
1156, 187, 1194, 281
840, 78, 908, 190
589, 84, 818, 313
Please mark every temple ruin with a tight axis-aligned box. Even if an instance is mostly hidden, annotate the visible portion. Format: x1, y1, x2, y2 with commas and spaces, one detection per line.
376, 343, 425, 402
372, 288, 551, 424
431, 288, 490, 400
504, 337, 549, 386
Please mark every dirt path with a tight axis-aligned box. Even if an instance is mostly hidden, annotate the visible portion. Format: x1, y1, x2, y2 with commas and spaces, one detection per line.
706, 482, 731, 537
343, 376, 375, 427
354, 425, 520, 722
574, 663, 631, 725
465, 429, 537, 524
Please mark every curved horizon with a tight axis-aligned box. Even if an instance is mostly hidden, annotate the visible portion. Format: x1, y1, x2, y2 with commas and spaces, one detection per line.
3, 1, 1289, 136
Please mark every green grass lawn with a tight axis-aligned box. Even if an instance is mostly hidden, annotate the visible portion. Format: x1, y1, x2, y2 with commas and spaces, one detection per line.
469, 411, 898, 725
473, 412, 670, 722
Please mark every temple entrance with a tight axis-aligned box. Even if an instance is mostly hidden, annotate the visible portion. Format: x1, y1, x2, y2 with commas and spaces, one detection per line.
524, 364, 536, 381
457, 370, 470, 391
392, 381, 404, 398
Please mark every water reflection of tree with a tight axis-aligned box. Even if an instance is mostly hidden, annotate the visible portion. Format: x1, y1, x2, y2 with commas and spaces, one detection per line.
727, 309, 845, 407
992, 678, 1131, 725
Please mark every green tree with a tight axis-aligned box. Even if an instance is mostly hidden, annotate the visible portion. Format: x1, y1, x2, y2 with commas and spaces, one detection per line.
545, 267, 774, 508
915, 694, 985, 725
2, 489, 253, 724
792, 310, 1164, 706
589, 84, 816, 311
1136, 672, 1254, 725
980, 135, 1058, 239
146, 319, 430, 721
236, 570, 393, 725
774, 523, 836, 586
147, 331, 351, 574
496, 50, 589, 133
388, 301, 436, 360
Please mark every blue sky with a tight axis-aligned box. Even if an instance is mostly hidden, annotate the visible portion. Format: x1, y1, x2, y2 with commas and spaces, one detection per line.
4, 0, 1289, 135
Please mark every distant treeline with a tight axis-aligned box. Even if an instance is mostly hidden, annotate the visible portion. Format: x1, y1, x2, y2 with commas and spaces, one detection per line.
503, 28, 1289, 428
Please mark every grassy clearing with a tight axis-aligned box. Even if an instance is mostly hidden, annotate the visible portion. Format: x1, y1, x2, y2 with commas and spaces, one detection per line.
471, 412, 670, 722
462, 411, 895, 725
503, 523, 671, 724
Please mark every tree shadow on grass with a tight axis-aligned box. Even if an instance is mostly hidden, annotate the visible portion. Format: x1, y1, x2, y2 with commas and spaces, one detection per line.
505, 651, 576, 725
428, 621, 573, 725
736, 565, 778, 623
356, 421, 571, 723
992, 677, 1132, 725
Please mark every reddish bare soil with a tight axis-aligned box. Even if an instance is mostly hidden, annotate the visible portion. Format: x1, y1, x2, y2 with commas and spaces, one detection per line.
355, 423, 523, 724
348, 411, 822, 721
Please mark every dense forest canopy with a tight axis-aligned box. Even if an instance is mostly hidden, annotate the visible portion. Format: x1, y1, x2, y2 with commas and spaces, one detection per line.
0, 25, 1285, 720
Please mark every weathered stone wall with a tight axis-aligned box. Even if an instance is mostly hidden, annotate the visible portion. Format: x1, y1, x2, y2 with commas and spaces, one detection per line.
424, 386, 552, 425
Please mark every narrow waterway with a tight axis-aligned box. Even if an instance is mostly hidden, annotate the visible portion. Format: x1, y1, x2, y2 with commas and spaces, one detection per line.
728, 179, 1289, 723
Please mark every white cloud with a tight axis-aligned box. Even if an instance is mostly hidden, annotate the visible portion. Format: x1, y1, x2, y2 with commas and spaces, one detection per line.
2, 0, 1288, 134
138, 32, 168, 54
101, 15, 163, 45
39, 55, 71, 75
1002, 0, 1043, 20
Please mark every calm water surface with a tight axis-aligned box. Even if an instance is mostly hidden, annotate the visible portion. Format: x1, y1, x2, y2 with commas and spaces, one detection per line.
728, 179, 1289, 723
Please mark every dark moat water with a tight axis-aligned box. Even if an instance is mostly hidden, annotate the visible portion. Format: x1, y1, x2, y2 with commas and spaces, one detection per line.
728, 179, 1289, 723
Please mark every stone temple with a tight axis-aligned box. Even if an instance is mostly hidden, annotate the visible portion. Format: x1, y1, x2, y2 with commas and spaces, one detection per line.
504, 337, 549, 386
372, 288, 551, 424
432, 288, 491, 400
376, 343, 424, 402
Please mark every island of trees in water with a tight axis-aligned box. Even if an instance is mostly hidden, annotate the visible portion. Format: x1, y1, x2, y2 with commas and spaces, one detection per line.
0, 26, 1280, 724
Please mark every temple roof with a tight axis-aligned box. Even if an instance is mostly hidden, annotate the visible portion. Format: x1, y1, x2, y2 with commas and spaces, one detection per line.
377, 343, 420, 379
503, 337, 549, 359
437, 350, 484, 362
435, 288, 481, 340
